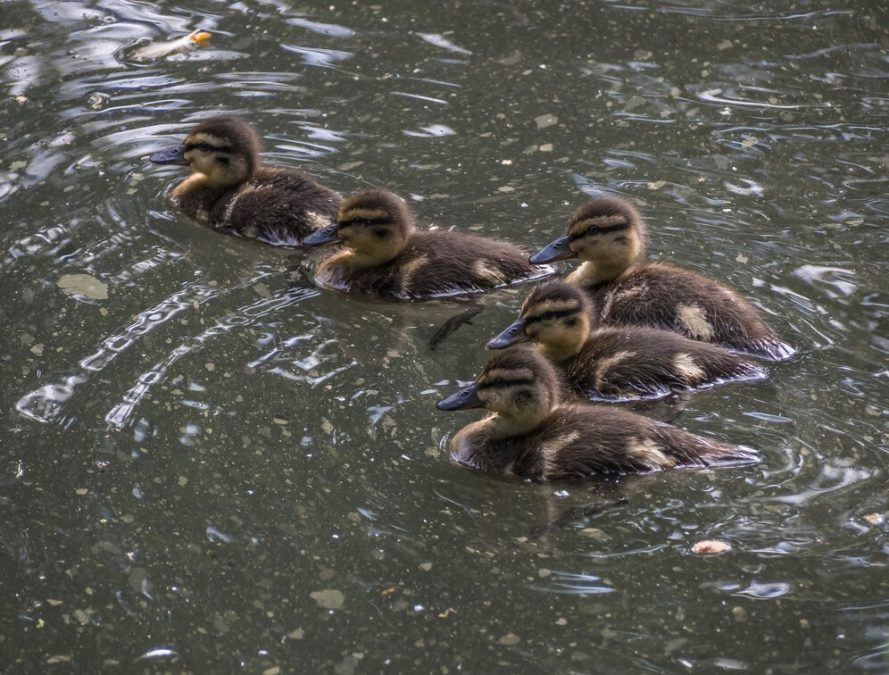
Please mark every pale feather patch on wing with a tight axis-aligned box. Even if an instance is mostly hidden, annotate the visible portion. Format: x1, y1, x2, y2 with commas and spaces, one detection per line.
677, 304, 714, 340
612, 282, 647, 304
626, 437, 676, 469
472, 259, 507, 285
399, 254, 429, 292
673, 352, 705, 382
540, 431, 581, 479
594, 350, 636, 390
600, 289, 615, 320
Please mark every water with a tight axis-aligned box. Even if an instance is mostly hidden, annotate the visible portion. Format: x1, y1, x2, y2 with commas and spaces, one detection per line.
2, 0, 888, 671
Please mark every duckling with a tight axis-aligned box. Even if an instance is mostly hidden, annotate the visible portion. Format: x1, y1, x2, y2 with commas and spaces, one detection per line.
436, 347, 757, 482
529, 196, 795, 360
487, 280, 766, 400
149, 116, 341, 246
302, 190, 551, 300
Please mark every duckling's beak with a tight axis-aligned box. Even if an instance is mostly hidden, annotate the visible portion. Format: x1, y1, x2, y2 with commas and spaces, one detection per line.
149, 144, 189, 165
529, 234, 575, 264
302, 222, 342, 247
436, 383, 484, 411
486, 318, 528, 350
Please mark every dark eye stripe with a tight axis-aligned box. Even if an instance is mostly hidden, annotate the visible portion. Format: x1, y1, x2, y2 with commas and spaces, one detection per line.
185, 142, 234, 153
524, 308, 578, 325
477, 377, 535, 390
347, 217, 389, 226
570, 221, 630, 240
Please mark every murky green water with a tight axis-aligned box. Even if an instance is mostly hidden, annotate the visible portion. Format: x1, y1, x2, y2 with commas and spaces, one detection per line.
2, 0, 888, 671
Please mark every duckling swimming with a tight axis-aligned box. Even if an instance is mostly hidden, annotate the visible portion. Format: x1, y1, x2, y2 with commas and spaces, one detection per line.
529, 196, 794, 360
149, 116, 341, 246
436, 347, 757, 482
302, 190, 551, 300
487, 280, 766, 400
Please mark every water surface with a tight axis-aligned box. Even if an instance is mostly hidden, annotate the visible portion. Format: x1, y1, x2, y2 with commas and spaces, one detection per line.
2, 0, 888, 672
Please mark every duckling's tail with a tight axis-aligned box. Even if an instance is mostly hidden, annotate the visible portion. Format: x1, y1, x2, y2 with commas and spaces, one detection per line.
655, 425, 760, 469
752, 337, 797, 362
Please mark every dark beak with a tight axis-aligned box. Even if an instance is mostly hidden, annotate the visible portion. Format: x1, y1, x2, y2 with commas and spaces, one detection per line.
302, 222, 342, 247
529, 234, 575, 264
486, 318, 528, 350
149, 144, 189, 165
436, 383, 485, 411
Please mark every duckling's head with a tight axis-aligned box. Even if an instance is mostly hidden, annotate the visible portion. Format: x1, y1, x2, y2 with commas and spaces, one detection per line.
150, 116, 260, 187
437, 347, 561, 431
529, 196, 646, 277
487, 280, 593, 361
303, 190, 414, 266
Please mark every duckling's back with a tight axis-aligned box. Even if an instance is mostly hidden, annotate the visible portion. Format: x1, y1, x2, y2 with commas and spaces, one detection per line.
206, 167, 341, 245
563, 325, 766, 400
452, 404, 756, 482
588, 261, 794, 360
319, 230, 545, 300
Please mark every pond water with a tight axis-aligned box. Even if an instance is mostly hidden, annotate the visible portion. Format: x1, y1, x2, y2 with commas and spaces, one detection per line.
2, 0, 888, 671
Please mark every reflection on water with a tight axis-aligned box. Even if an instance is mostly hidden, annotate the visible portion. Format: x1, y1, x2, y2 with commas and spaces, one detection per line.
2, 0, 888, 671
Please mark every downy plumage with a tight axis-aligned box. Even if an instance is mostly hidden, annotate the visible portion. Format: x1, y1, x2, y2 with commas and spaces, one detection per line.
302, 190, 551, 300
487, 280, 766, 400
150, 116, 341, 246
437, 347, 757, 482
529, 196, 794, 360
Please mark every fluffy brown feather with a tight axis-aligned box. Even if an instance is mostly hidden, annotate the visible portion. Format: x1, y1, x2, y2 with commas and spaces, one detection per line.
491, 280, 767, 400
152, 116, 341, 246
439, 347, 757, 482
309, 190, 551, 300
531, 196, 795, 360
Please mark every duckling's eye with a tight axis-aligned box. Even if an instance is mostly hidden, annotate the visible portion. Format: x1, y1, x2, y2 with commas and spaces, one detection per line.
586, 224, 600, 235
514, 389, 533, 405
194, 141, 213, 152
373, 228, 388, 239
565, 318, 578, 327
350, 218, 367, 226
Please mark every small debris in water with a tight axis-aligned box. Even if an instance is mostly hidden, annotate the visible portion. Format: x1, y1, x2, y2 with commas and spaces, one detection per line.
499, 633, 521, 646
692, 539, 732, 555
863, 513, 884, 526
310, 588, 344, 610
131, 30, 211, 62
58, 274, 108, 300
534, 113, 558, 129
